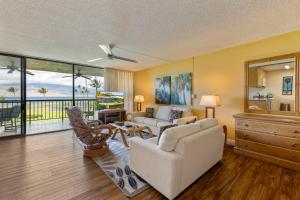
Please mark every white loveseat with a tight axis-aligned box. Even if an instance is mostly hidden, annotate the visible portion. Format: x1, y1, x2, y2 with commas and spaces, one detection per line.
129, 118, 225, 199
131, 105, 197, 135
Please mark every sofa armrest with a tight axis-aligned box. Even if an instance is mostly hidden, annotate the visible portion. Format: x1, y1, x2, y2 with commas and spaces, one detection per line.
174, 125, 225, 191
127, 112, 146, 121
131, 112, 146, 118
173, 116, 197, 125
129, 137, 182, 199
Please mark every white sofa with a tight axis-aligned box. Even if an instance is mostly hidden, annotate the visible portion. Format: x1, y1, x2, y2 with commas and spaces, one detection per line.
129, 118, 225, 199
131, 105, 197, 135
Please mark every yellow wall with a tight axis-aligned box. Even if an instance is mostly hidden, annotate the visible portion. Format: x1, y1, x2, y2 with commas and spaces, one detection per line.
134, 30, 300, 140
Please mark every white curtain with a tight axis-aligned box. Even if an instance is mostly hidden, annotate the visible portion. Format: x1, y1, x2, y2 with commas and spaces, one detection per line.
104, 68, 134, 112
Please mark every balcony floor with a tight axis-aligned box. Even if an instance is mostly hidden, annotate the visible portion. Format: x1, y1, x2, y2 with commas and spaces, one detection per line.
0, 119, 71, 137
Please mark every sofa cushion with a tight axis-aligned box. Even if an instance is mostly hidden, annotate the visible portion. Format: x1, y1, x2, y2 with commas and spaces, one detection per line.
195, 118, 219, 131
157, 120, 173, 127
155, 106, 172, 121
145, 137, 158, 144
158, 123, 202, 152
134, 117, 146, 123
143, 118, 158, 127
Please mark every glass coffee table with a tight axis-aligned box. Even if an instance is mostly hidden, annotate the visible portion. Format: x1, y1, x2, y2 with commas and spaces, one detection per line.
110, 121, 153, 147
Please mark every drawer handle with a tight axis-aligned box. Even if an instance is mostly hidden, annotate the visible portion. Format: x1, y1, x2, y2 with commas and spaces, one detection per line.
244, 124, 249, 127
292, 143, 296, 147
294, 130, 300, 134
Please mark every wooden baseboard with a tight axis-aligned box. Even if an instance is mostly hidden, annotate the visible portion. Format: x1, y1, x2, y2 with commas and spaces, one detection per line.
234, 147, 300, 172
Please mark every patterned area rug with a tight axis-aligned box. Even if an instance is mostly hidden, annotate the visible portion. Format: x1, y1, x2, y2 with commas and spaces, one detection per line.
93, 133, 152, 197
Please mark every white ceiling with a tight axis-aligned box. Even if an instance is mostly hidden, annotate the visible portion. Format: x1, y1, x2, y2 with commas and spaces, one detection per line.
1, 0, 300, 71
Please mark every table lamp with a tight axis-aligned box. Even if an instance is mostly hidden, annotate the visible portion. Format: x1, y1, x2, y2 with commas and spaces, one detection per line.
200, 95, 221, 118
134, 95, 144, 111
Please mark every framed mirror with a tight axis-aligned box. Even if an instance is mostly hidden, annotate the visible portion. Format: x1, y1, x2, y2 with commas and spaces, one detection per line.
245, 53, 300, 115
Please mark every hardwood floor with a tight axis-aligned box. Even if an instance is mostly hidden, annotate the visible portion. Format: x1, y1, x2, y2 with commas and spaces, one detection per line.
0, 131, 299, 200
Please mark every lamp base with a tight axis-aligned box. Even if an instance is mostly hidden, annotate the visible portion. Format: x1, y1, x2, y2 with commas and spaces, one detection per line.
205, 107, 215, 118
136, 103, 142, 112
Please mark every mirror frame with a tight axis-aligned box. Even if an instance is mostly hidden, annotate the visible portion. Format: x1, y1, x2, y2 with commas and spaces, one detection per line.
245, 52, 300, 116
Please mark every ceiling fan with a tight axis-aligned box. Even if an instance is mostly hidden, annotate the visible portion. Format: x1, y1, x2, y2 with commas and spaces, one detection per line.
62, 69, 91, 80
88, 44, 138, 63
0, 61, 34, 75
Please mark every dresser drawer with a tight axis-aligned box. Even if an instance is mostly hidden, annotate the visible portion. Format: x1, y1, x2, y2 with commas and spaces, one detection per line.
236, 139, 300, 163
236, 119, 300, 139
236, 130, 300, 151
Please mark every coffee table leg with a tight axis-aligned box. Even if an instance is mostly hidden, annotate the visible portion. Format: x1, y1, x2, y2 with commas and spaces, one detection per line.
120, 130, 129, 147
111, 128, 119, 139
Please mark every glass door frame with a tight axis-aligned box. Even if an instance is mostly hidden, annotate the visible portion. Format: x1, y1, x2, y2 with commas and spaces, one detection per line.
21, 56, 26, 135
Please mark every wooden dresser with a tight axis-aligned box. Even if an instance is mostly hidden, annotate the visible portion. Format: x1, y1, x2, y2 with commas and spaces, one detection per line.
233, 113, 300, 171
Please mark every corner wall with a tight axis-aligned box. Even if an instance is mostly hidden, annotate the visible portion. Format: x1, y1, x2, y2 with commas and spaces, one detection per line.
134, 29, 300, 140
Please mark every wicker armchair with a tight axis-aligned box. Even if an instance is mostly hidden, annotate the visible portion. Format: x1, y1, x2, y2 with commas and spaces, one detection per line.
66, 107, 112, 157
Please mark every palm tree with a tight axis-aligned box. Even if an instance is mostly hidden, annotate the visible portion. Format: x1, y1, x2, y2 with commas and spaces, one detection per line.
38, 87, 48, 97
89, 77, 103, 96
7, 87, 18, 96
83, 86, 89, 98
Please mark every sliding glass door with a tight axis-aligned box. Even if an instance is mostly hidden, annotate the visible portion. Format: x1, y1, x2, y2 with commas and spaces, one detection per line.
26, 59, 73, 134
74, 65, 104, 120
0, 53, 104, 137
0, 55, 22, 137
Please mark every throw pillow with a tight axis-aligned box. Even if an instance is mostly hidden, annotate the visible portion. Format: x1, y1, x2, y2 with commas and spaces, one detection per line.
169, 110, 183, 122
145, 107, 154, 118
155, 106, 172, 120
157, 124, 178, 145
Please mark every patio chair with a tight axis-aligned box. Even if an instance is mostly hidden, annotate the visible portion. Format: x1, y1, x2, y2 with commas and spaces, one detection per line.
0, 106, 21, 131
66, 106, 112, 157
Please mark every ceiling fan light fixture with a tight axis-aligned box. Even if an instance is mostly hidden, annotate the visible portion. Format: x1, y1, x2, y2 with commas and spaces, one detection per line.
99, 44, 112, 55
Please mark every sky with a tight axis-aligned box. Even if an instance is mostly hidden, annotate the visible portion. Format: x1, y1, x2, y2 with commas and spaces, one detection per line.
0, 69, 104, 98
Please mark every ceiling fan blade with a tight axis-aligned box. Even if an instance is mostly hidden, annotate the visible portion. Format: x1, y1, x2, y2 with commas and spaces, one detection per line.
110, 55, 137, 63
87, 58, 103, 62
7, 69, 14, 73
62, 75, 72, 78
26, 70, 35, 75
82, 75, 91, 80
99, 45, 112, 55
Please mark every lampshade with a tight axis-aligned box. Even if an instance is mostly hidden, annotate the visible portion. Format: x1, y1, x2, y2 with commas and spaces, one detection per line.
200, 95, 221, 107
134, 95, 144, 102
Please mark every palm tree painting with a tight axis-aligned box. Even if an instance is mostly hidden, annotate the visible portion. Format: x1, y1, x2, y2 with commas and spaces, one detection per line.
282, 76, 293, 95
171, 73, 192, 105
155, 76, 171, 104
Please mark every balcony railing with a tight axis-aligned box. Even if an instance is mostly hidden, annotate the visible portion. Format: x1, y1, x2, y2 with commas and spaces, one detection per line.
0, 98, 97, 124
